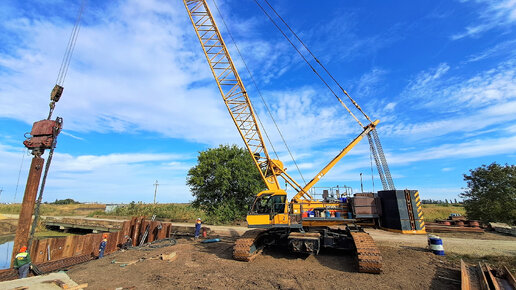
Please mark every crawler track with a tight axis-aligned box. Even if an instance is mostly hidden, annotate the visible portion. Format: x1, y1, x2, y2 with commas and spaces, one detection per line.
233, 229, 266, 262
350, 232, 382, 274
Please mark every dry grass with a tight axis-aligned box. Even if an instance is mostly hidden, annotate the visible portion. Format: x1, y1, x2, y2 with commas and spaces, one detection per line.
91, 203, 207, 223
422, 204, 466, 222
0, 203, 106, 216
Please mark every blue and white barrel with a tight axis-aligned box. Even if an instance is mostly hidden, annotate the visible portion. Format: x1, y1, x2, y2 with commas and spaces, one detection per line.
428, 235, 445, 255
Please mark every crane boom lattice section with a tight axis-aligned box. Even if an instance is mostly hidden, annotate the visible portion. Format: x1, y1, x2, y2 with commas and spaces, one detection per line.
184, 0, 279, 190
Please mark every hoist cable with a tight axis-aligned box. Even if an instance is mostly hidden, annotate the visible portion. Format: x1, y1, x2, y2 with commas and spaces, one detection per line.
259, 0, 396, 191
56, 0, 86, 86
13, 149, 28, 203
252, 0, 364, 128
212, 0, 307, 184
29, 1, 85, 251
369, 148, 375, 193
262, 0, 372, 124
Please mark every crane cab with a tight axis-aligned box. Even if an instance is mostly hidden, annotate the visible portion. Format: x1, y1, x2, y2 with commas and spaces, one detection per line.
247, 190, 289, 227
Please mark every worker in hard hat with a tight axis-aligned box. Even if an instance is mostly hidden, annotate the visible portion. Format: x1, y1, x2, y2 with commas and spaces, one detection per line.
14, 246, 31, 278
194, 218, 202, 239
98, 235, 108, 258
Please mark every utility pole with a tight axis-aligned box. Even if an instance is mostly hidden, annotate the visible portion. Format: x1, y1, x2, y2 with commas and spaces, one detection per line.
360, 173, 364, 193
153, 180, 159, 204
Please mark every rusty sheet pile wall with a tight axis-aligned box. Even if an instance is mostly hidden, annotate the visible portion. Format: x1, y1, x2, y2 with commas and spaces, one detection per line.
0, 217, 173, 281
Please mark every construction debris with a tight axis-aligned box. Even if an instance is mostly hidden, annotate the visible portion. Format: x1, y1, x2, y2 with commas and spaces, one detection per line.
0, 272, 85, 290
160, 252, 177, 262
489, 223, 516, 237
461, 259, 516, 290
426, 215, 484, 233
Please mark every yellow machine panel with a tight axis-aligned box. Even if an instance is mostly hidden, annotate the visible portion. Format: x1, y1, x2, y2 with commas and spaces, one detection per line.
246, 214, 270, 226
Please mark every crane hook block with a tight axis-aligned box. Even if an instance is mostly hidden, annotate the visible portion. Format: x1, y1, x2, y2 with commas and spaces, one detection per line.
23, 119, 63, 151
51, 84, 64, 102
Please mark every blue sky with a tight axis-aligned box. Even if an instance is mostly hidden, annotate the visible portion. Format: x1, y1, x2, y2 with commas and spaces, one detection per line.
0, 0, 515, 203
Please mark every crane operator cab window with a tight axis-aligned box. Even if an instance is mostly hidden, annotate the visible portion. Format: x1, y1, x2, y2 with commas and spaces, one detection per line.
251, 194, 286, 215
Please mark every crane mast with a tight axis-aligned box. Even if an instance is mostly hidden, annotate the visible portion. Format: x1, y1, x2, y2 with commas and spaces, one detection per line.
184, 0, 280, 191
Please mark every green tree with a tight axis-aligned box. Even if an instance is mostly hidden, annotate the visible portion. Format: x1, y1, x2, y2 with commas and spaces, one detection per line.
52, 198, 79, 204
460, 163, 516, 225
186, 145, 265, 224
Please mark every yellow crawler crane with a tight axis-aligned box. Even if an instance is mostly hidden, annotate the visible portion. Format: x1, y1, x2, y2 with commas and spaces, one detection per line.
184, 0, 382, 273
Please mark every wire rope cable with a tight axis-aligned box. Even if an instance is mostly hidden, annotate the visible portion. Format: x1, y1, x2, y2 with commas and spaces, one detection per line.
252, 0, 364, 128
211, 0, 307, 184
262, 0, 372, 124
13, 149, 28, 202
257, 0, 395, 189
56, 0, 86, 86
28, 1, 85, 251
369, 149, 375, 193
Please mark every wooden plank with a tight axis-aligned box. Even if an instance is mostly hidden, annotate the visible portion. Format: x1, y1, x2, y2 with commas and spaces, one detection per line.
64, 283, 88, 290
485, 264, 501, 290
477, 263, 490, 290
461, 259, 471, 290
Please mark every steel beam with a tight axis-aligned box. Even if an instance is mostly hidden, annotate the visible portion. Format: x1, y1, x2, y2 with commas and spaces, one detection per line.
11, 156, 44, 266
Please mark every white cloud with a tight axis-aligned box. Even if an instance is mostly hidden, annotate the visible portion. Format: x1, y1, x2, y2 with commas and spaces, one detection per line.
256, 87, 360, 151
452, 0, 516, 40
466, 39, 516, 63
60, 131, 84, 141
388, 135, 516, 165
0, 142, 195, 203
397, 60, 516, 123
0, 0, 240, 146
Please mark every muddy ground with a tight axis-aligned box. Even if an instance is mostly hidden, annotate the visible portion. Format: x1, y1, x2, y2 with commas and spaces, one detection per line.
67, 234, 463, 290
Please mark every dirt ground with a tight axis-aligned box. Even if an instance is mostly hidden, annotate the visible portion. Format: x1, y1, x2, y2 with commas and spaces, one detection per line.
67, 235, 462, 290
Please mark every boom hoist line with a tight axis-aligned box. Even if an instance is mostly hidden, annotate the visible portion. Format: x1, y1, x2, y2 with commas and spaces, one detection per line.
184, 0, 377, 203
209, 0, 307, 186
17, 0, 86, 257
255, 0, 395, 191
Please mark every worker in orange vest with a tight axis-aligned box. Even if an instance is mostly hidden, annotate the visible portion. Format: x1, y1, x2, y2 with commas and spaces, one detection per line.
14, 246, 31, 278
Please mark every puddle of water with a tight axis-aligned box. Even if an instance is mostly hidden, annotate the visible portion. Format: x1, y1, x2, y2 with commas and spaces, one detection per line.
0, 239, 14, 269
